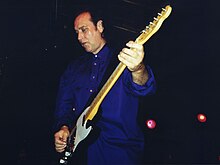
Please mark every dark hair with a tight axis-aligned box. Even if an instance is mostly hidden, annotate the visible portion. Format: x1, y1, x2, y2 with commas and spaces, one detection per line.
74, 6, 105, 30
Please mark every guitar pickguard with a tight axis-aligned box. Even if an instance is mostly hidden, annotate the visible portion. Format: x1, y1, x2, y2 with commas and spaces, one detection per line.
72, 106, 92, 152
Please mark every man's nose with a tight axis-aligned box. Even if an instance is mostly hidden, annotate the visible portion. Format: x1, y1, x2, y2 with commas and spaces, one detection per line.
77, 31, 83, 41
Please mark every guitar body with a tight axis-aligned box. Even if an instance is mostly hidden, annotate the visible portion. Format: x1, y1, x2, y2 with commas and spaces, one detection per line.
73, 106, 92, 152
59, 107, 92, 164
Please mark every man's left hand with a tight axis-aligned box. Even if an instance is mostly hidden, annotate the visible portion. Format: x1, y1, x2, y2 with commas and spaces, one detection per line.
118, 41, 145, 72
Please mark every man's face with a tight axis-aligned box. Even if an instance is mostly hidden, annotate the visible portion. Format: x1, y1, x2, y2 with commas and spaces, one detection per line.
74, 12, 105, 54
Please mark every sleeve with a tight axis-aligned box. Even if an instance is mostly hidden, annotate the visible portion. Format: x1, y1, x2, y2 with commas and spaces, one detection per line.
122, 65, 156, 97
53, 63, 77, 132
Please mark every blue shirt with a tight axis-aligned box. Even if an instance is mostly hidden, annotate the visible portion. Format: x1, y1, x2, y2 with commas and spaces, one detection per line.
54, 45, 156, 164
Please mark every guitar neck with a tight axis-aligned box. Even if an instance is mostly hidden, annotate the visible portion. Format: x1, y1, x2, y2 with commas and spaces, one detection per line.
85, 62, 126, 120
84, 5, 172, 121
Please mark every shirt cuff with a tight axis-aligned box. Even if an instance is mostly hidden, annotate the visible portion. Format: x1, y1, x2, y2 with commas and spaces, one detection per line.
123, 65, 156, 96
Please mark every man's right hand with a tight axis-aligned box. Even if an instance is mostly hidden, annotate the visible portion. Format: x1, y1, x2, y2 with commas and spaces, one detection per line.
54, 126, 70, 152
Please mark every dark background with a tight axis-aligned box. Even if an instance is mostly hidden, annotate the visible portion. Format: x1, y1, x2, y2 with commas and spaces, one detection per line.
0, 0, 220, 164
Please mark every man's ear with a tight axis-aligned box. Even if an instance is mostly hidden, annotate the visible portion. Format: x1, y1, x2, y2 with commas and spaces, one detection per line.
97, 20, 104, 33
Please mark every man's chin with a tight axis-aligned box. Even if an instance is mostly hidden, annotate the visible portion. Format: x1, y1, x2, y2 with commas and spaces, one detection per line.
83, 46, 92, 53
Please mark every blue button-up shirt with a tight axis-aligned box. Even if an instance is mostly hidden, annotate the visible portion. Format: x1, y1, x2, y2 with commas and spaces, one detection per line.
54, 45, 156, 164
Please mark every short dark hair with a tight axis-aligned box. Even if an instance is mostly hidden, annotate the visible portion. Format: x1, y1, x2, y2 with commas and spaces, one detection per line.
74, 6, 105, 29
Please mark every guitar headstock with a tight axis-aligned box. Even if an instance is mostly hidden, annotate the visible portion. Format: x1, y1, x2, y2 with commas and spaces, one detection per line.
135, 5, 172, 45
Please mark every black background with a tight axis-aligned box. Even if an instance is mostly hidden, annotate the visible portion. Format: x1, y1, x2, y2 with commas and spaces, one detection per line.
0, 0, 220, 164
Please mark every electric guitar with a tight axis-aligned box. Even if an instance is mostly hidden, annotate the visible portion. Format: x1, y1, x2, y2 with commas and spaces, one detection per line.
59, 5, 172, 164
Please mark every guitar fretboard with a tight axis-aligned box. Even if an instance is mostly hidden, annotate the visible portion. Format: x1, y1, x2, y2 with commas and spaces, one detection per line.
85, 62, 126, 120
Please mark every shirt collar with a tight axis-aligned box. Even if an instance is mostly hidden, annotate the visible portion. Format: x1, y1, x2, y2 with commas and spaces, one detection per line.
93, 44, 110, 62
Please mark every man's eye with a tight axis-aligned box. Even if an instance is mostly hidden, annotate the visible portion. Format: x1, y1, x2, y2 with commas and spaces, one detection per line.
82, 28, 88, 33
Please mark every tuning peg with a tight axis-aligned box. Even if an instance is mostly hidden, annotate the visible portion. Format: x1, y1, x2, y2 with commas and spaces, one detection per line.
150, 22, 155, 26
154, 17, 158, 21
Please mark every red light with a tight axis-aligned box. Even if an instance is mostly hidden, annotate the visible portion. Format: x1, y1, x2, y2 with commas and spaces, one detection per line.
197, 113, 207, 123
146, 119, 156, 129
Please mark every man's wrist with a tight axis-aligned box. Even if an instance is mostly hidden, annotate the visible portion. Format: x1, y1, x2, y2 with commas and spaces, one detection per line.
131, 64, 148, 85
131, 62, 145, 73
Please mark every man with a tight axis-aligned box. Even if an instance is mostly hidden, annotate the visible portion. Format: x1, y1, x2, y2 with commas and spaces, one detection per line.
54, 8, 156, 165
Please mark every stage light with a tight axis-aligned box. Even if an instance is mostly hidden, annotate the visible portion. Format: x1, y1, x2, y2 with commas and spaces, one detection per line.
197, 113, 207, 123
146, 119, 156, 129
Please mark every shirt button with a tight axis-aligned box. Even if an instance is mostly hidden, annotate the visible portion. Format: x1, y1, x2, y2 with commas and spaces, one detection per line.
94, 62, 97, 66
95, 55, 98, 58
72, 108, 76, 111
92, 76, 95, 79
89, 89, 93, 93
